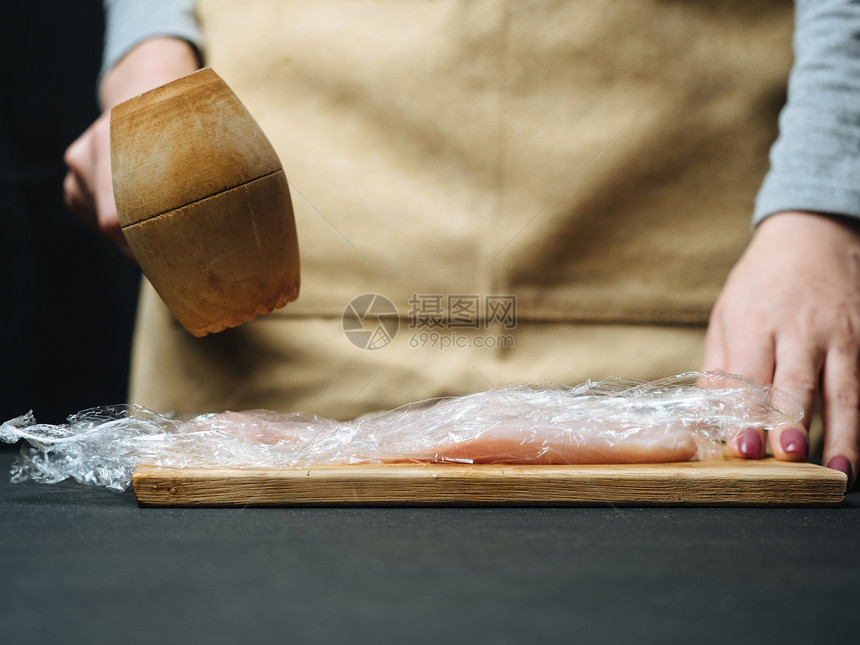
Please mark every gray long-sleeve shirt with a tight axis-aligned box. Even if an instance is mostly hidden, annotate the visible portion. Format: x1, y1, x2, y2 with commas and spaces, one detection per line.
754, 0, 860, 224
102, 0, 860, 225
102, 0, 202, 81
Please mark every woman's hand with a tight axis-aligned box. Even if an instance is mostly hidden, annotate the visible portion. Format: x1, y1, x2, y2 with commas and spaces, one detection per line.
63, 37, 200, 255
705, 211, 860, 488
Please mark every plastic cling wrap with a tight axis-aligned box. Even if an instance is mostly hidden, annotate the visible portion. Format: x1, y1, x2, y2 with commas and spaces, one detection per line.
0, 371, 802, 492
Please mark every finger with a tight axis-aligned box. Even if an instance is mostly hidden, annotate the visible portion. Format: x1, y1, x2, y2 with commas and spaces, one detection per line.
67, 113, 133, 258
699, 317, 728, 393
728, 426, 766, 460
702, 315, 770, 459
702, 311, 727, 373
705, 318, 775, 387
90, 113, 122, 243
821, 345, 860, 489
725, 338, 776, 387
62, 169, 96, 221
769, 340, 825, 461
63, 129, 98, 225
90, 113, 129, 254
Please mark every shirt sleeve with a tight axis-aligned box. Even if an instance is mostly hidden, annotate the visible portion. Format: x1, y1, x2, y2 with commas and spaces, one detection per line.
754, 0, 860, 224
101, 0, 203, 82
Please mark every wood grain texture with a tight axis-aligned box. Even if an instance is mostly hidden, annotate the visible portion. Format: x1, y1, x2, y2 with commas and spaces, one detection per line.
111, 68, 282, 227
132, 458, 846, 507
111, 68, 300, 336
121, 171, 299, 335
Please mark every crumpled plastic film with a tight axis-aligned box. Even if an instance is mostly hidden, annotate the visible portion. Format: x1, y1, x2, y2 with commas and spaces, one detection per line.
0, 371, 802, 492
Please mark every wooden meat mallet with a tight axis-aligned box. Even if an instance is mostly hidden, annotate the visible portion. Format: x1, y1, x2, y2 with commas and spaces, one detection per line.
110, 68, 300, 337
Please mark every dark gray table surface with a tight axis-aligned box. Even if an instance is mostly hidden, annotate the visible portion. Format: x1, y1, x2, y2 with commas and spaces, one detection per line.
2, 447, 858, 645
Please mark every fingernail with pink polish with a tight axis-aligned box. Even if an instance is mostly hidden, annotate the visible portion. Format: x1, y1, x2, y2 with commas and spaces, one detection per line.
737, 428, 764, 459
780, 428, 808, 459
825, 456, 853, 484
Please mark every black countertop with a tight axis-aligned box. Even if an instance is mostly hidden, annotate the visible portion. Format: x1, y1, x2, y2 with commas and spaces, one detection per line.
2, 448, 858, 644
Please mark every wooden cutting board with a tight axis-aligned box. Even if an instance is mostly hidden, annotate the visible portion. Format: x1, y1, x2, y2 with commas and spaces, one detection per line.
132, 458, 846, 507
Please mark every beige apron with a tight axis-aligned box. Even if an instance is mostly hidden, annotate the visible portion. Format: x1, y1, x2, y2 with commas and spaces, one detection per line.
129, 0, 794, 417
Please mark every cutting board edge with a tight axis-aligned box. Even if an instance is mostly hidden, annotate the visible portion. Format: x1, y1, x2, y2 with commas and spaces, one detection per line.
131, 459, 847, 507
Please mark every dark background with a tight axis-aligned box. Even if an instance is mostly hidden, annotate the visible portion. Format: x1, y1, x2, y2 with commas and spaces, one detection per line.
0, 1, 140, 427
